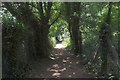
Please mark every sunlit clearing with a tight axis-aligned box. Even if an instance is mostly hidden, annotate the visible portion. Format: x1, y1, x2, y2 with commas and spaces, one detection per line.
55, 43, 65, 49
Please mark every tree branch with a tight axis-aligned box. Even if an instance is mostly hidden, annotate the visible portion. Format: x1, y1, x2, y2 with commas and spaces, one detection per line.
4, 3, 40, 29
91, 46, 100, 64
3, 3, 22, 21
44, 2, 47, 13
46, 2, 52, 21
38, 2, 45, 19
49, 12, 61, 27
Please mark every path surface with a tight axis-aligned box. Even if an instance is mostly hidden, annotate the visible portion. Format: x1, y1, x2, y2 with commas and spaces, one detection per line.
26, 44, 94, 78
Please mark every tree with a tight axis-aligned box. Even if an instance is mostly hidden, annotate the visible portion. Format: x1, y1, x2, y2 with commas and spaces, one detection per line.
3, 2, 60, 59
65, 2, 82, 55
2, 2, 61, 77
2, 10, 26, 77
99, 2, 120, 77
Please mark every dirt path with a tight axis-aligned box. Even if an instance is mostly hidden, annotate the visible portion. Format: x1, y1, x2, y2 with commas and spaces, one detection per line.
26, 44, 94, 78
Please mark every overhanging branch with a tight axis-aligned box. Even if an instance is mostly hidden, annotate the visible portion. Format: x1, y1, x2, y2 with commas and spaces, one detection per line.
49, 12, 61, 28
46, 2, 52, 20
3, 3, 22, 21
38, 2, 45, 19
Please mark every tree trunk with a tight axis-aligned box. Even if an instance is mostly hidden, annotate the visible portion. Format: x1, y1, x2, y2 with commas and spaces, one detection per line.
33, 21, 50, 59
65, 2, 82, 55
99, 2, 112, 77
25, 30, 35, 63
70, 16, 81, 54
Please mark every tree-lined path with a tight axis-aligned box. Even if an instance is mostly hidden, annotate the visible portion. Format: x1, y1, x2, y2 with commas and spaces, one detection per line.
26, 44, 94, 78
2, 2, 119, 79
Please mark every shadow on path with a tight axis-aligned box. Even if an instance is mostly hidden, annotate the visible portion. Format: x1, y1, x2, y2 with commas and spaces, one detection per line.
26, 44, 95, 78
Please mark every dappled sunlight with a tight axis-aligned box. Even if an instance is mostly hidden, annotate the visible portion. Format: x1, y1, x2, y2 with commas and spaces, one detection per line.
55, 43, 65, 49
49, 56, 60, 60
26, 48, 95, 78
47, 64, 67, 78
73, 72, 76, 75
76, 61, 79, 64
49, 56, 56, 60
